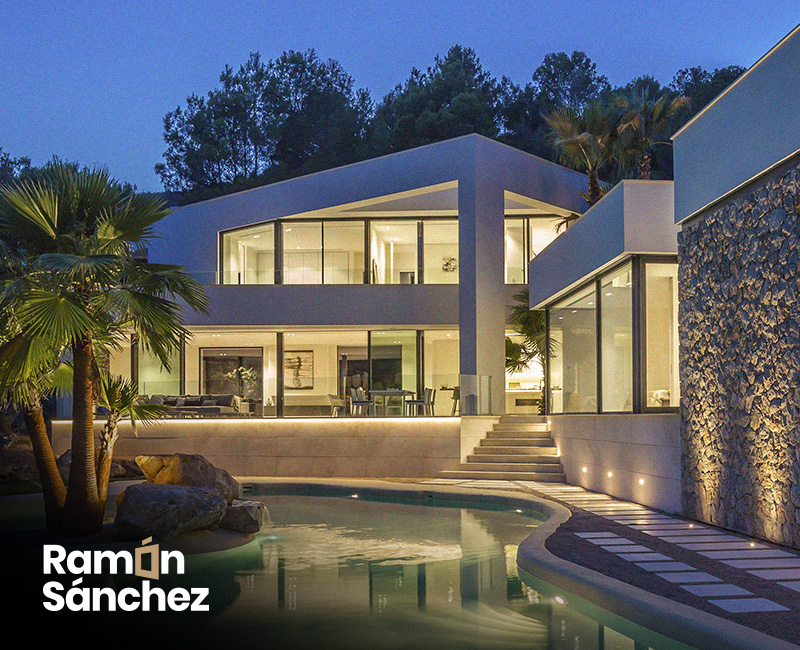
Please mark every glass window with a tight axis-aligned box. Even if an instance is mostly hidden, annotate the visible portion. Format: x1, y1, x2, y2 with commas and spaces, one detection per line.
370, 221, 418, 284
505, 329, 545, 415
201, 348, 263, 401
221, 223, 274, 285
423, 330, 459, 416
283, 222, 322, 284
422, 220, 458, 284
504, 219, 526, 284
600, 263, 633, 412
548, 285, 597, 413
186, 331, 277, 417
283, 330, 368, 417
323, 221, 365, 284
370, 330, 417, 401
645, 263, 680, 408
529, 217, 561, 257
137, 345, 180, 396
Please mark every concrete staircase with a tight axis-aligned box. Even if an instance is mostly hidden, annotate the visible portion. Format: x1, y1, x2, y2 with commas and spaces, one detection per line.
439, 415, 566, 482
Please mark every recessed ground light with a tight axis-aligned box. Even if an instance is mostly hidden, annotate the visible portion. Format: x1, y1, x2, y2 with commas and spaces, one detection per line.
554, 595, 566, 605
571, 309, 577, 313
607, 472, 613, 478
689, 524, 694, 528
588, 301, 594, 306
351, 494, 359, 499
558, 316, 563, 320
638, 479, 645, 485
286, 228, 292, 232
253, 235, 260, 238
582, 467, 587, 473
605, 292, 613, 296
515, 509, 523, 513
750, 542, 756, 547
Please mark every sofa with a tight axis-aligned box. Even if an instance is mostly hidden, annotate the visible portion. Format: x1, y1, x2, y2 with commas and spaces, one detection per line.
143, 393, 244, 416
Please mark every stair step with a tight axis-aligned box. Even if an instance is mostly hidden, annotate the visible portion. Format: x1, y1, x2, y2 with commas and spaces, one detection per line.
439, 470, 566, 482
487, 430, 552, 439
481, 438, 556, 447
499, 415, 548, 423
473, 445, 558, 455
492, 422, 550, 432
467, 454, 561, 463
460, 462, 563, 472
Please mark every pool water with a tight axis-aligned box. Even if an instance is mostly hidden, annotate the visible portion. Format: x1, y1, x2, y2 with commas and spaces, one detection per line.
186, 494, 693, 650
0, 490, 699, 649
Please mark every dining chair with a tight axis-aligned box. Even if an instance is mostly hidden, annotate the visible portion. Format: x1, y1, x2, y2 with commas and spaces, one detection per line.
350, 387, 374, 416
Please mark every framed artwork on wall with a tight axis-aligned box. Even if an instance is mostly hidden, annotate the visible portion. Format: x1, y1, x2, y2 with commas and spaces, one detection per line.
284, 350, 314, 390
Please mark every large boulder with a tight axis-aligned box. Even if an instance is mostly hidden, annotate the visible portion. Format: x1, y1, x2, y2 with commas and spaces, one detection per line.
135, 453, 239, 502
219, 499, 267, 534
113, 483, 227, 540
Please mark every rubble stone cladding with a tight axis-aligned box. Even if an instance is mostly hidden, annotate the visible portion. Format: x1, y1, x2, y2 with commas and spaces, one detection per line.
678, 156, 800, 548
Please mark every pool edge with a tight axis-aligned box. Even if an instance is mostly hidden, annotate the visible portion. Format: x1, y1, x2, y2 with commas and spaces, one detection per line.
243, 477, 799, 650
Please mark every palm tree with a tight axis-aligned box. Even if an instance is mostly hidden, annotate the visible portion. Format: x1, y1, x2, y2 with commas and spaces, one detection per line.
505, 287, 551, 373
0, 164, 208, 536
614, 90, 691, 179
95, 374, 168, 503
544, 98, 619, 209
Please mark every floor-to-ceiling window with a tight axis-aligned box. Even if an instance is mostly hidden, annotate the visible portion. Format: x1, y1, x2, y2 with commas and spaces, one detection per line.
323, 220, 365, 284
370, 221, 418, 284
545, 256, 679, 415
599, 263, 633, 412
221, 222, 275, 285
137, 345, 181, 397
548, 285, 598, 413
283, 221, 322, 284
423, 329, 459, 416
505, 217, 563, 284
644, 262, 680, 408
422, 220, 459, 284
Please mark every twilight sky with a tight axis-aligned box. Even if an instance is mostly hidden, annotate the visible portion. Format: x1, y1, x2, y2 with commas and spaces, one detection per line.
1, 1, 797, 191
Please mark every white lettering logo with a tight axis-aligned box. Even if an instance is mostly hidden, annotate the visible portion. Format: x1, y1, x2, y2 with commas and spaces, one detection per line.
42, 538, 208, 612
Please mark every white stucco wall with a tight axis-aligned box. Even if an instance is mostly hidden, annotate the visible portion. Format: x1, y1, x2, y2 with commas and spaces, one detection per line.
673, 24, 800, 223
51, 418, 461, 478
548, 414, 681, 513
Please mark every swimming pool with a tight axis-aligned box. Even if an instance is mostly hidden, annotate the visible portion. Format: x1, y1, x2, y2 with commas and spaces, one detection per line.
174, 488, 699, 650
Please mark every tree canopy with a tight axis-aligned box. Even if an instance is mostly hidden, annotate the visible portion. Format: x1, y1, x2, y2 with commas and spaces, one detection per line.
144, 47, 746, 204
155, 50, 372, 203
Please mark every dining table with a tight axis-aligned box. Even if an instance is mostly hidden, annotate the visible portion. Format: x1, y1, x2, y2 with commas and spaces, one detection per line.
368, 389, 414, 416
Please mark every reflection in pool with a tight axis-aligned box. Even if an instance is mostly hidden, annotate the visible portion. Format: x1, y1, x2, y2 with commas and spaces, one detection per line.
184, 494, 693, 650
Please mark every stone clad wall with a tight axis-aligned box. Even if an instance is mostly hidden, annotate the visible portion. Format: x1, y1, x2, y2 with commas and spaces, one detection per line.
678, 157, 800, 548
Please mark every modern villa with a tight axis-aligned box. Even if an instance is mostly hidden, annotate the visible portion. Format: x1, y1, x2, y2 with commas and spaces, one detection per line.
108, 134, 586, 421
49, 23, 800, 551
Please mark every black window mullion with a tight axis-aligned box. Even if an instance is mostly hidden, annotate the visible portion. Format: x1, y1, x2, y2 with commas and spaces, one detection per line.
417, 220, 424, 284
595, 278, 602, 414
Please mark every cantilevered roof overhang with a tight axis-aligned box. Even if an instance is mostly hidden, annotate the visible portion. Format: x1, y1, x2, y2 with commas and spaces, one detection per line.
528, 180, 678, 309
148, 134, 588, 277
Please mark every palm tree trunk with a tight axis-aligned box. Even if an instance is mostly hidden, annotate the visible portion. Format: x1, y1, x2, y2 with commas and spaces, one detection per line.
62, 334, 104, 536
587, 169, 603, 206
638, 154, 652, 180
23, 405, 66, 534
96, 414, 119, 504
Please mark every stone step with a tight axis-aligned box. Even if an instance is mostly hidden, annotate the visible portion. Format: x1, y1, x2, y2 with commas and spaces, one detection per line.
480, 438, 556, 447
460, 462, 563, 472
486, 430, 552, 439
492, 422, 550, 432
467, 454, 561, 463
473, 445, 558, 455
439, 470, 566, 482
499, 415, 548, 423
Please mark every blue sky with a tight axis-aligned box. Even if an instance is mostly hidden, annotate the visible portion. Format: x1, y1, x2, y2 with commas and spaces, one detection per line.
1, 0, 797, 190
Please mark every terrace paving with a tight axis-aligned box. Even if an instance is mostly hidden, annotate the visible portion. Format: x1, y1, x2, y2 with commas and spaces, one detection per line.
417, 477, 800, 647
